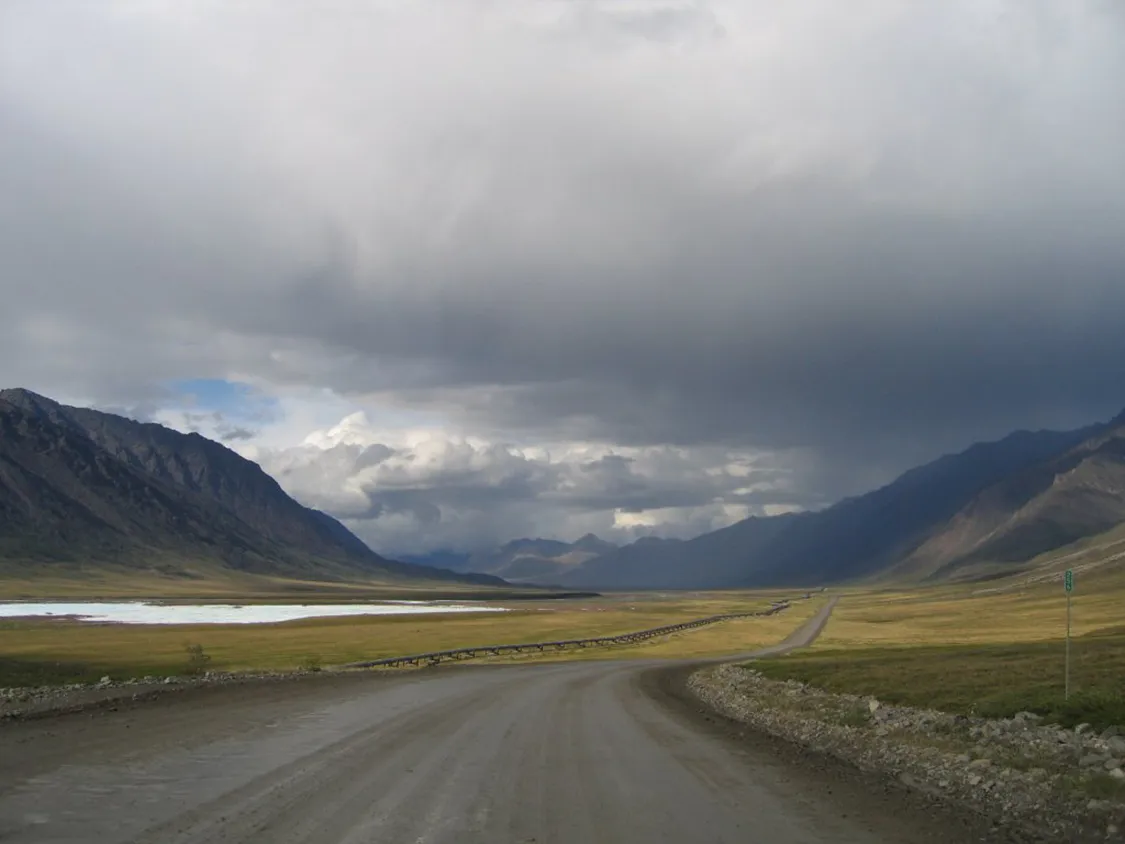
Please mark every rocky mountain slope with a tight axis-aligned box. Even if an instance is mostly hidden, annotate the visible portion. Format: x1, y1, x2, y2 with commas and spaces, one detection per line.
0, 389, 500, 586
890, 414, 1125, 581
560, 416, 1120, 589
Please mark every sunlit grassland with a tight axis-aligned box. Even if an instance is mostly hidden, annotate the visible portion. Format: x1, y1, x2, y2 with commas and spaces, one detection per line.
814, 571, 1121, 649
0, 591, 797, 686
755, 565, 1125, 728
756, 628, 1125, 729
483, 596, 827, 663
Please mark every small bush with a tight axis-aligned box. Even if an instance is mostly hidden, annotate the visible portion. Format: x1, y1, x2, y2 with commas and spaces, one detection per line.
837, 704, 873, 728
301, 655, 322, 673
184, 643, 211, 675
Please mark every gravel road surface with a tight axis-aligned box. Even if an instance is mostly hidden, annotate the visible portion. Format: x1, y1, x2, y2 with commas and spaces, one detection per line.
0, 599, 1001, 843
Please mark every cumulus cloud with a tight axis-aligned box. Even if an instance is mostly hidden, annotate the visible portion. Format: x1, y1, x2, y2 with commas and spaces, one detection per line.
2, 1, 1124, 550
240, 412, 804, 554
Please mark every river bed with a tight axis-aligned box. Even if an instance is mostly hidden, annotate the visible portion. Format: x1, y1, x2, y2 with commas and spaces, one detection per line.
0, 601, 508, 625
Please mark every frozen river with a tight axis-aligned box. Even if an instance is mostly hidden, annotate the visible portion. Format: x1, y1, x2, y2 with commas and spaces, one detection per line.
0, 601, 509, 625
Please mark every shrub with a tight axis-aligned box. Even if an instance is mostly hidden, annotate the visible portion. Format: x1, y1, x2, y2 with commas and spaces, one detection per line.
301, 655, 322, 673
184, 643, 211, 675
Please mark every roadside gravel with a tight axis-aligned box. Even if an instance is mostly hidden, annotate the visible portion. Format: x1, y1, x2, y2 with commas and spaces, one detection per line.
0, 670, 327, 720
690, 664, 1125, 843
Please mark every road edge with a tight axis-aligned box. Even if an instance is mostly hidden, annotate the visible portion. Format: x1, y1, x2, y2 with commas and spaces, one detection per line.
641, 597, 1088, 844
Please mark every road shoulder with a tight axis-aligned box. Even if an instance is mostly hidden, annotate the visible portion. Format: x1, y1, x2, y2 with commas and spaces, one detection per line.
661, 660, 1113, 844
639, 663, 1043, 843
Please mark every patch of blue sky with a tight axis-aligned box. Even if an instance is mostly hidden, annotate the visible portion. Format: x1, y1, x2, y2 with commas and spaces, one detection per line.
167, 378, 281, 425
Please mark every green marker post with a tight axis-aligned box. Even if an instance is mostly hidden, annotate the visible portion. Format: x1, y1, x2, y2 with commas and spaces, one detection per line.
1064, 569, 1073, 700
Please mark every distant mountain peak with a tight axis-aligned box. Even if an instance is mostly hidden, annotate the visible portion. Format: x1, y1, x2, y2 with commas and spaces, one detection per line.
1106, 405, 1125, 429
0, 387, 58, 410
573, 532, 616, 551
634, 535, 675, 545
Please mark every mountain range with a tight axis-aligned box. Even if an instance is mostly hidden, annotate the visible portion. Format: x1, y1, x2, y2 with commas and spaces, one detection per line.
0, 389, 501, 588
403, 533, 618, 584
4, 387, 1125, 593
552, 410, 1125, 589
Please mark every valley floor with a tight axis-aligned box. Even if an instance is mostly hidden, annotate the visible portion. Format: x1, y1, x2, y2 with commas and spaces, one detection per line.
0, 590, 805, 690
778, 576, 1125, 727
0, 604, 1008, 844
4, 582, 1120, 840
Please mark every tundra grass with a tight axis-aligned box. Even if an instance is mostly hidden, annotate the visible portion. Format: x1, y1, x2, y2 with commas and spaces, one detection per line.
484, 597, 827, 663
815, 578, 1124, 649
757, 579, 1125, 730
755, 627, 1125, 730
0, 593, 786, 686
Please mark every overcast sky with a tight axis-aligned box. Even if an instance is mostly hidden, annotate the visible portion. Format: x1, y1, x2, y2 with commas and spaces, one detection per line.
3, 1, 1124, 554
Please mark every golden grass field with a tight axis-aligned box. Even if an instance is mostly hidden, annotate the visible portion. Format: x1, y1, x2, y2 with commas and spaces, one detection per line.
0, 591, 811, 686
481, 596, 827, 663
813, 577, 1121, 649
757, 565, 1125, 728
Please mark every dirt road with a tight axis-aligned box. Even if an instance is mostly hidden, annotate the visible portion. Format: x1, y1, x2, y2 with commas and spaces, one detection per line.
0, 599, 1000, 843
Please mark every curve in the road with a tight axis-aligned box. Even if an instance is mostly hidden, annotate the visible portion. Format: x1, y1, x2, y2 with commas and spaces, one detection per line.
0, 593, 998, 844
343, 597, 800, 669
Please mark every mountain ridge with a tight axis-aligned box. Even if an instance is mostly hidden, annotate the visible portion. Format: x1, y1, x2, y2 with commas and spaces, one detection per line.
557, 417, 1118, 589
9, 387, 1123, 592
892, 419, 1125, 581
404, 533, 619, 584
0, 389, 502, 587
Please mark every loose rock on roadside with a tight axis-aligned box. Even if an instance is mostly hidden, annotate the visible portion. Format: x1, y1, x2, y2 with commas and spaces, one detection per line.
689, 664, 1125, 844
0, 669, 327, 720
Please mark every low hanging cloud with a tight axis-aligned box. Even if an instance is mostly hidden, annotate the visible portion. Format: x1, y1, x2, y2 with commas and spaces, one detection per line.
241, 413, 806, 555
3, 1, 1125, 550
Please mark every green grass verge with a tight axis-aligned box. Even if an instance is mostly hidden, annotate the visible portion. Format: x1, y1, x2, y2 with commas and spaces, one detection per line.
0, 657, 114, 687
754, 625, 1125, 730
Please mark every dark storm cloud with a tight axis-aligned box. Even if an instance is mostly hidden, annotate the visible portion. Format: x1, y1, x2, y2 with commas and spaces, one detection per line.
219, 427, 257, 443
247, 194, 1125, 480
3, 0, 1125, 523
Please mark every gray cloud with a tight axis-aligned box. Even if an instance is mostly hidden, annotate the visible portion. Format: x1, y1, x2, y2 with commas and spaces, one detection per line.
219, 427, 257, 443
2, 1, 1125, 547
254, 434, 793, 555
